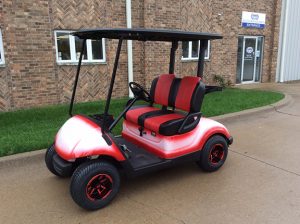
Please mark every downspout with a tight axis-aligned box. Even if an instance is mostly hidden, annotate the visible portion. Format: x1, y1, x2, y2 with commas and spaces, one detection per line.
276, 0, 288, 82
126, 0, 134, 97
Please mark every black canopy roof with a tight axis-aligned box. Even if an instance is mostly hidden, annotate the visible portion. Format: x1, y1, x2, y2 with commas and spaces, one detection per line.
73, 28, 222, 41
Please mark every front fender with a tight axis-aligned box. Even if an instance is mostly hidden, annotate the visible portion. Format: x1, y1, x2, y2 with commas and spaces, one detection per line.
54, 115, 125, 161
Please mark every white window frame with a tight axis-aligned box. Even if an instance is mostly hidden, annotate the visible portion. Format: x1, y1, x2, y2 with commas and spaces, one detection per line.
54, 30, 106, 64
181, 40, 210, 61
0, 29, 5, 65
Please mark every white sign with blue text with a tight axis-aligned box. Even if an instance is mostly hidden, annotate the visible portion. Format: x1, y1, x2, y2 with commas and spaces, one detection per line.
241, 11, 266, 29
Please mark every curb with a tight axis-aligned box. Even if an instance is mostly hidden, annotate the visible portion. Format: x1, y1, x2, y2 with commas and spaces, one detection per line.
0, 149, 46, 169
212, 93, 291, 122
0, 94, 291, 167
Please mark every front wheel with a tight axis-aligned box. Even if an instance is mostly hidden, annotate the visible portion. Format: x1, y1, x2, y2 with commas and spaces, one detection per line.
197, 135, 228, 172
70, 161, 120, 210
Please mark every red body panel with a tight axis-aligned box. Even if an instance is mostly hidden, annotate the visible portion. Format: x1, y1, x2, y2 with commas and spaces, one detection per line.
122, 118, 231, 159
54, 115, 126, 161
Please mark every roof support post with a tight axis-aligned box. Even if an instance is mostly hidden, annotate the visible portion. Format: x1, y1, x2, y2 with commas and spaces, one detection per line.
197, 39, 208, 78
169, 41, 178, 74
126, 0, 134, 97
69, 38, 86, 116
103, 38, 123, 122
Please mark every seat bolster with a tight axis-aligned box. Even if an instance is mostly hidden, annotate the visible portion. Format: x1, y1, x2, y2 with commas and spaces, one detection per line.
159, 115, 196, 136
190, 81, 206, 112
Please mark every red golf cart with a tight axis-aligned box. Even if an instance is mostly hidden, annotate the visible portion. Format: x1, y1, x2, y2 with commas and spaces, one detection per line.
45, 28, 233, 210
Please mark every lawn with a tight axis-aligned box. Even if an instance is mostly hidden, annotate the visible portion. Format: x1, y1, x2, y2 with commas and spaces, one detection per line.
0, 88, 284, 157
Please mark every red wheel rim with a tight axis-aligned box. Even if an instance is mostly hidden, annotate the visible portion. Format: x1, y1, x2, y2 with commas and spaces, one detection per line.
86, 174, 113, 201
209, 144, 225, 165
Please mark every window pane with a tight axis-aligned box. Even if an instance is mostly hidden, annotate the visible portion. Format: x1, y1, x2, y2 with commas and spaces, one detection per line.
191, 41, 199, 58
182, 41, 189, 58
91, 39, 103, 60
75, 36, 87, 60
56, 33, 71, 60
205, 46, 209, 58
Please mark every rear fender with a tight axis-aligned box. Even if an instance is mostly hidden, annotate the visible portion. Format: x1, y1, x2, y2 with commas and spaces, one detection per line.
196, 120, 232, 150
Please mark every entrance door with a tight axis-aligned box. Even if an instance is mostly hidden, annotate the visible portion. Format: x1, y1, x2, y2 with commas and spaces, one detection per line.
236, 36, 263, 83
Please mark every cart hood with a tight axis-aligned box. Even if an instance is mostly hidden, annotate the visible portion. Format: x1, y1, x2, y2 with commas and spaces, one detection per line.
54, 115, 125, 161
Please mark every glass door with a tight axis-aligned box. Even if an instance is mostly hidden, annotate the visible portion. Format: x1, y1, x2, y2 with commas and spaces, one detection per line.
236, 36, 264, 83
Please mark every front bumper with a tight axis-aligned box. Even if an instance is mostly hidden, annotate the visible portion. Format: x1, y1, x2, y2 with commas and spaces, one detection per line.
53, 153, 73, 177
228, 136, 233, 145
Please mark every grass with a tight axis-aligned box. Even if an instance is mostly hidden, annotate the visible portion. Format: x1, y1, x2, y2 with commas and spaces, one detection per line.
0, 88, 284, 157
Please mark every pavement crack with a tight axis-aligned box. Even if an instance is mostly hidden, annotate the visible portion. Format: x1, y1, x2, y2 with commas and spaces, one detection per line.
125, 195, 187, 224
271, 104, 300, 117
229, 149, 300, 177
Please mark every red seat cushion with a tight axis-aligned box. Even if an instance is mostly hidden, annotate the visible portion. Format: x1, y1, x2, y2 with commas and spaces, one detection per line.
143, 113, 184, 133
151, 74, 175, 106
175, 76, 201, 111
125, 106, 159, 124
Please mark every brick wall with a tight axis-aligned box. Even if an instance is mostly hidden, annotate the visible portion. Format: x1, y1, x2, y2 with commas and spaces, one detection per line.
210, 0, 281, 84
0, 0, 282, 111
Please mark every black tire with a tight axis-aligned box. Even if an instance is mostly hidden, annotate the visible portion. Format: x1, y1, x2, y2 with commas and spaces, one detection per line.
70, 161, 120, 210
197, 135, 228, 172
45, 144, 63, 177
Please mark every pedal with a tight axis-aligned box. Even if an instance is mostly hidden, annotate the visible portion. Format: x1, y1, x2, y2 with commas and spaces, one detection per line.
120, 144, 132, 159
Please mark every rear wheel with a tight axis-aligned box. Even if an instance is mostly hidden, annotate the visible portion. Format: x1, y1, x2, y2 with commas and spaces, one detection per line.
45, 144, 63, 177
197, 135, 228, 172
70, 161, 120, 210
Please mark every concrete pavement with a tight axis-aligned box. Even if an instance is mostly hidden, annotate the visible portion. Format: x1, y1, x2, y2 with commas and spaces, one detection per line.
1, 83, 300, 224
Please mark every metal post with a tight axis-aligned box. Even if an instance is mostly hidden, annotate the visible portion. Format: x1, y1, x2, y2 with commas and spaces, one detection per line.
108, 96, 138, 131
197, 40, 208, 78
69, 39, 86, 116
169, 41, 178, 74
103, 38, 123, 121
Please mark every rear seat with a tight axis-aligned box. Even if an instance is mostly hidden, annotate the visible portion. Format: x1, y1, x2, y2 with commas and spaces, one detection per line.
125, 74, 205, 136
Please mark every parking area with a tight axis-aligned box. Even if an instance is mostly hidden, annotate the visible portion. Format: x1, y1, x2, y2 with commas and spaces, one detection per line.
0, 83, 300, 224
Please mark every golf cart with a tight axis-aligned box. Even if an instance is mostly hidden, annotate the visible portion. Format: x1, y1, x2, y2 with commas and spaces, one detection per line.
45, 28, 233, 210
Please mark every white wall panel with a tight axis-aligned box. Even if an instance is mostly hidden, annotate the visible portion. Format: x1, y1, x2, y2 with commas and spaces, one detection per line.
277, 0, 300, 82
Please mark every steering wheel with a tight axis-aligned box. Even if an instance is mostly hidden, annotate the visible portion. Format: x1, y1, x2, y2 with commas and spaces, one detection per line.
129, 82, 151, 102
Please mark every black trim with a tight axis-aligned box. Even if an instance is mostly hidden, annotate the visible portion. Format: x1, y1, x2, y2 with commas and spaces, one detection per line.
168, 78, 181, 108
102, 133, 112, 146
169, 41, 178, 74
205, 85, 223, 94
73, 28, 223, 42
190, 81, 206, 112
109, 96, 138, 131
197, 40, 208, 78
150, 77, 158, 103
103, 38, 123, 121
69, 39, 86, 117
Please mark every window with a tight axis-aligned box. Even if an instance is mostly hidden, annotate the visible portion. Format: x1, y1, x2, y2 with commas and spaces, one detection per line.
54, 30, 106, 64
0, 29, 5, 65
182, 40, 210, 60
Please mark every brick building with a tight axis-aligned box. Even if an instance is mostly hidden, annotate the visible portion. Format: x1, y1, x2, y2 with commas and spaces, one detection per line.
0, 0, 282, 111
